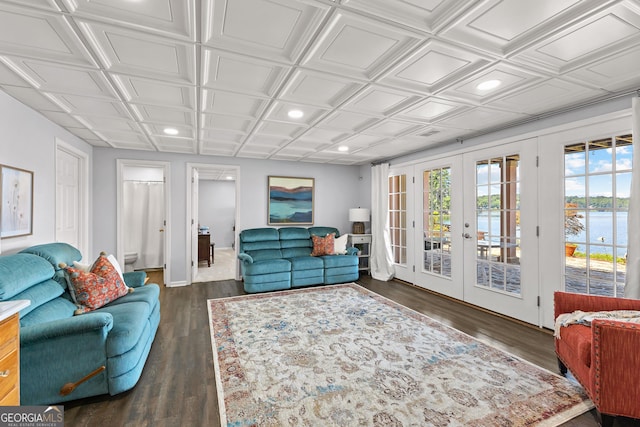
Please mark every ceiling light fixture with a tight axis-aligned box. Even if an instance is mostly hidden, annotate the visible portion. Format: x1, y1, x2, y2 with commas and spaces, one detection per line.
338, 146, 349, 152
476, 79, 502, 91
163, 127, 179, 135
287, 109, 304, 119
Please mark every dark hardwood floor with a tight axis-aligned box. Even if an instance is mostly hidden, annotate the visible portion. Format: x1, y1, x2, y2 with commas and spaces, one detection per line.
62, 276, 634, 426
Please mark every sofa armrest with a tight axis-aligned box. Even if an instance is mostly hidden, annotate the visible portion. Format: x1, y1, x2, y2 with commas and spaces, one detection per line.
591, 320, 640, 417
346, 247, 358, 256
238, 253, 254, 264
21, 312, 113, 345
123, 271, 147, 288
554, 291, 640, 319
20, 313, 114, 405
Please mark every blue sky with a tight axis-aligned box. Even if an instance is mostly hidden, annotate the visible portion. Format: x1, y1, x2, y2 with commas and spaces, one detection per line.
565, 144, 632, 198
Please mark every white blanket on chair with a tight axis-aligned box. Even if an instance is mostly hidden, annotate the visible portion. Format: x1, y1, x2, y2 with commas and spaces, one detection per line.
554, 310, 640, 338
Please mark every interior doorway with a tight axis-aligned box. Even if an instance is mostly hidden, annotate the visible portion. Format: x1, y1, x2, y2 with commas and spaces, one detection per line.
116, 159, 171, 286
186, 163, 240, 285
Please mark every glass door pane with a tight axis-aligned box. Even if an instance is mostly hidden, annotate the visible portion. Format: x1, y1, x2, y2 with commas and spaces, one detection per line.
423, 167, 451, 278
475, 155, 521, 295
563, 134, 632, 297
389, 174, 407, 266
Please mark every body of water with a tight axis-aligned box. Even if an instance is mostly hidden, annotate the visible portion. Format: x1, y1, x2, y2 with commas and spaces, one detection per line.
477, 211, 627, 255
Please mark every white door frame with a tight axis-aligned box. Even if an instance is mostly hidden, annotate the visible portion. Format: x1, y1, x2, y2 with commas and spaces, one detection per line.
116, 159, 171, 287
186, 163, 241, 285
55, 138, 89, 258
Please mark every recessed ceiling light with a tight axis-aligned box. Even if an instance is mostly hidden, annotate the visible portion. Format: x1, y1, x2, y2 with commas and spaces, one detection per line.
226, 176, 234, 180
163, 127, 179, 135
476, 79, 501, 91
338, 146, 349, 152
288, 109, 304, 119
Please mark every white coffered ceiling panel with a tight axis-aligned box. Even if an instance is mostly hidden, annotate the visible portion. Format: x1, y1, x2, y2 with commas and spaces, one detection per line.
1, 85, 67, 111
78, 21, 196, 83
153, 136, 197, 153
342, 0, 477, 33
279, 69, 363, 108
201, 113, 254, 133
4, 57, 116, 98
490, 78, 606, 114
202, 49, 289, 97
395, 97, 468, 124
61, 0, 195, 40
114, 75, 196, 109
0, 1, 639, 164
437, 107, 530, 131
204, 0, 329, 63
438, 62, 547, 103
0, 4, 95, 67
378, 39, 493, 94
301, 11, 422, 81
512, 2, 640, 73
343, 85, 420, 117
0, 61, 30, 86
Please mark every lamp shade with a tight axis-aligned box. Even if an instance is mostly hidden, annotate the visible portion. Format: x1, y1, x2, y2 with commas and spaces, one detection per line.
349, 208, 370, 222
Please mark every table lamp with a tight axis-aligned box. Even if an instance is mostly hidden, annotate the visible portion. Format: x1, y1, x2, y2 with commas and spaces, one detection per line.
349, 208, 370, 234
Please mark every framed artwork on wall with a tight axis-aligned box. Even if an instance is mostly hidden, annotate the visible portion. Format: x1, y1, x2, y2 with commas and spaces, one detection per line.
1, 164, 34, 238
268, 176, 314, 225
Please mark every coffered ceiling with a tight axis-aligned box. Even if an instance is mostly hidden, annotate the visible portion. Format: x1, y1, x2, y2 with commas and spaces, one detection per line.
1, 0, 640, 165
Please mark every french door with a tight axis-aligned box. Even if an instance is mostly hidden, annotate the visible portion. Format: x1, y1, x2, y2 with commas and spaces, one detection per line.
413, 156, 463, 299
392, 139, 540, 325
388, 167, 414, 283
462, 140, 539, 325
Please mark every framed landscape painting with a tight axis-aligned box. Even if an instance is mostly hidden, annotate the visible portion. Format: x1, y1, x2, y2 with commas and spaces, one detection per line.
1, 164, 34, 238
268, 176, 314, 225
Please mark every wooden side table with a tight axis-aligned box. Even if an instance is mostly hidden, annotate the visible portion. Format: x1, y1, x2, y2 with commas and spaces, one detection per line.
0, 300, 30, 406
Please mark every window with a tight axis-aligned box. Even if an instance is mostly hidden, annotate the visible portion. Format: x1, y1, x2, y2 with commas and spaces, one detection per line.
563, 134, 632, 296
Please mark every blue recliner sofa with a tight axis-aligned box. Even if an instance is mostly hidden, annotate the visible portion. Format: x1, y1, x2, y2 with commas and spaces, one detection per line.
238, 226, 359, 293
0, 243, 160, 405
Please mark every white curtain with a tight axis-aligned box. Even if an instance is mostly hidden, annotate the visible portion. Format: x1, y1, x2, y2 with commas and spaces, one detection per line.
370, 163, 395, 281
124, 181, 164, 269
625, 97, 640, 299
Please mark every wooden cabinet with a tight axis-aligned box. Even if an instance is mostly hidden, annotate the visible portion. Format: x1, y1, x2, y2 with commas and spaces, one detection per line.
0, 312, 21, 405
198, 234, 211, 267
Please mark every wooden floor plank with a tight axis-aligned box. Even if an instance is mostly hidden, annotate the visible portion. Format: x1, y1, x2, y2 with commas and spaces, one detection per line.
61, 276, 635, 426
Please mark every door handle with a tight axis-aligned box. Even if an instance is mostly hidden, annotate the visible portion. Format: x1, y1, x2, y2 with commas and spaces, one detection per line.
463, 233, 472, 239
159, 229, 165, 232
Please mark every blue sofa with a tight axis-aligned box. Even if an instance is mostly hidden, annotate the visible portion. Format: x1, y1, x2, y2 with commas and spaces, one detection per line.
238, 226, 359, 293
0, 243, 160, 405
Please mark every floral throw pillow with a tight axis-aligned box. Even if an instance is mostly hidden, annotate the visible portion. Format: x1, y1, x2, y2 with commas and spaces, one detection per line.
311, 233, 335, 256
65, 255, 129, 314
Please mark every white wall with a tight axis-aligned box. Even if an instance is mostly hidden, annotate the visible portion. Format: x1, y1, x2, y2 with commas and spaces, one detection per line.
0, 90, 93, 254
198, 180, 235, 248
92, 147, 364, 285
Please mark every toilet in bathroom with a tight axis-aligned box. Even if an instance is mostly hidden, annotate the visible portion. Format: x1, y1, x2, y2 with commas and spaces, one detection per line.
124, 252, 138, 272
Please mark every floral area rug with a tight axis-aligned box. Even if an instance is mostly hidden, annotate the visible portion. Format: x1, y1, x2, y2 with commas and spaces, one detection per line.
207, 283, 592, 426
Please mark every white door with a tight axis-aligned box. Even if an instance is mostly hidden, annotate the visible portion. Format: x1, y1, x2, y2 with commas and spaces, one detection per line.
462, 140, 540, 325
55, 141, 88, 256
413, 156, 464, 300
388, 167, 414, 283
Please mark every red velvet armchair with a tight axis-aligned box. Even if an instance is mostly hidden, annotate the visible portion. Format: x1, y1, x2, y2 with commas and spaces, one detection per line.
554, 291, 640, 427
